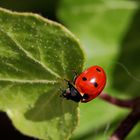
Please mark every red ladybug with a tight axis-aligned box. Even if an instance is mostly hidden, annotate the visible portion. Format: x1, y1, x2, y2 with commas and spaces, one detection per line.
62, 66, 106, 103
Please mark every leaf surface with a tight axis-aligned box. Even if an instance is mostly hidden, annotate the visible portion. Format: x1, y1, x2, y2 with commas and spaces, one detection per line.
0, 8, 85, 140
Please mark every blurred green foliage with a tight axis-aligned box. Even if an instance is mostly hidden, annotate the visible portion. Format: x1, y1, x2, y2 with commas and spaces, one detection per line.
0, 0, 140, 140
58, 1, 140, 139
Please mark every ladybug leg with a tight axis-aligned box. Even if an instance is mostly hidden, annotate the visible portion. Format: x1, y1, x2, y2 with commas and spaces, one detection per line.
59, 87, 63, 92
61, 88, 70, 99
81, 94, 91, 103
59, 87, 66, 97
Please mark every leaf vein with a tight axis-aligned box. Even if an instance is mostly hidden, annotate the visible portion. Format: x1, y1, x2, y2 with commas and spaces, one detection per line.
0, 79, 57, 84
0, 29, 61, 79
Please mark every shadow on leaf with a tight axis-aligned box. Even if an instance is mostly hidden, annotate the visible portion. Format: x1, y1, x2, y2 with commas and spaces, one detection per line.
25, 88, 77, 121
112, 8, 140, 97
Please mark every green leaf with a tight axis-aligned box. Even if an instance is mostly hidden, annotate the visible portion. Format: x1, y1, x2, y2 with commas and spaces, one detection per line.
0, 8, 85, 140
58, 0, 140, 140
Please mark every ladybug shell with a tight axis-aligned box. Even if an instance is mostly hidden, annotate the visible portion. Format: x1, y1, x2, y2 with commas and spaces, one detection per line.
75, 66, 106, 102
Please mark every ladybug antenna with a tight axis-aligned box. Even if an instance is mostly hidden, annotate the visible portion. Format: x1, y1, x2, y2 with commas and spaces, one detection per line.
71, 69, 78, 76
63, 79, 71, 87
64, 79, 69, 82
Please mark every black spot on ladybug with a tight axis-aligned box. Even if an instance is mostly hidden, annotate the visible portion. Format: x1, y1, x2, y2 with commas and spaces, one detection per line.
83, 94, 89, 99
93, 82, 98, 87
96, 68, 101, 72
82, 77, 87, 81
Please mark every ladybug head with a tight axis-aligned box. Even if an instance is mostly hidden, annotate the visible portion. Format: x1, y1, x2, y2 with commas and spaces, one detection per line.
62, 81, 83, 102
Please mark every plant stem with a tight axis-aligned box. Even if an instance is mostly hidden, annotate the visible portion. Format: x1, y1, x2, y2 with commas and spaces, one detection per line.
99, 93, 133, 108
99, 93, 140, 140
109, 109, 140, 140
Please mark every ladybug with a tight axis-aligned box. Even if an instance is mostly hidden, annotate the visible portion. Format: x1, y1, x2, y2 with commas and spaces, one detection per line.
62, 66, 106, 103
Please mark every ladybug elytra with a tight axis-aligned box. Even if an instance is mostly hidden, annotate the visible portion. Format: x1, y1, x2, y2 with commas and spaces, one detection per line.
62, 66, 106, 103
